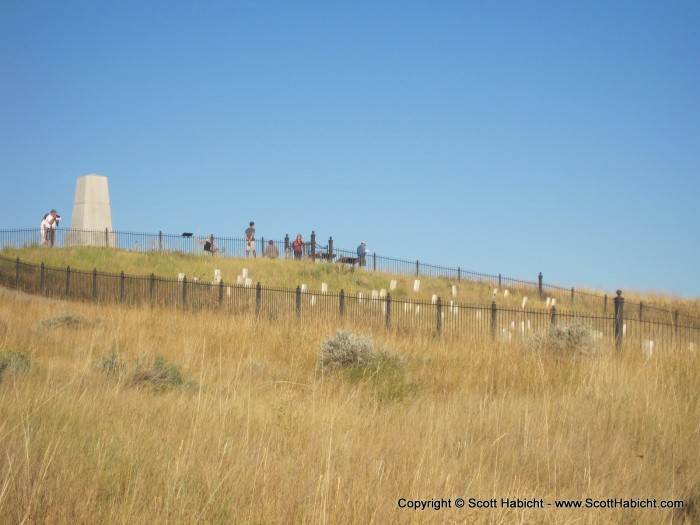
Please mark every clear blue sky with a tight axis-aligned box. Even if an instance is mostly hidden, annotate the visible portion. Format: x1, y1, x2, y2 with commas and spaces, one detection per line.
2, 1, 699, 297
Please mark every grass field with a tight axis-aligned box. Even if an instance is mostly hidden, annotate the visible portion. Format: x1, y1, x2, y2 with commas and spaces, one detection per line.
1, 272, 699, 523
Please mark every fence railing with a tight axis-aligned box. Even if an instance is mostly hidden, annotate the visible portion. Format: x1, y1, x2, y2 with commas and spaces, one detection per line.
1, 254, 697, 354
2, 227, 698, 330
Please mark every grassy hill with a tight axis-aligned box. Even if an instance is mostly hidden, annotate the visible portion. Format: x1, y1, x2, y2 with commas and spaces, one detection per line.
0, 279, 698, 523
4, 245, 699, 318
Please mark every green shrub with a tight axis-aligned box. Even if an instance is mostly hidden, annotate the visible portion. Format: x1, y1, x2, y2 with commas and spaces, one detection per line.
96, 350, 127, 379
0, 349, 31, 383
319, 330, 415, 404
39, 312, 91, 329
129, 355, 185, 391
526, 323, 598, 355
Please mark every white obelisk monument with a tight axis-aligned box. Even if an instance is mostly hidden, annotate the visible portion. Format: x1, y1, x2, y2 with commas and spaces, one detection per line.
69, 174, 114, 246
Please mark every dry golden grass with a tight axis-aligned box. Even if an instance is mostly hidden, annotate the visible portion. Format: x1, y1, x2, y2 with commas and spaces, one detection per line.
0, 287, 699, 524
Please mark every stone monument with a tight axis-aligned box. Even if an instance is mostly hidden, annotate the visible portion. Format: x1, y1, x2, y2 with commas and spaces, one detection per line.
68, 174, 115, 247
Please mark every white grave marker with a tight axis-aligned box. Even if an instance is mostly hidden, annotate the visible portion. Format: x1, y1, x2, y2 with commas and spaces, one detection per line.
311, 295, 317, 306
642, 340, 654, 357
493, 288, 498, 297
242, 268, 249, 278
521, 296, 528, 310
321, 283, 328, 294
451, 285, 457, 297
380, 288, 386, 298
226, 286, 231, 297
504, 289, 510, 298
236, 275, 244, 285
244, 278, 253, 288
413, 280, 420, 292
390, 280, 397, 291
546, 297, 551, 308
301, 284, 308, 292
431, 294, 438, 304
178, 273, 186, 282
372, 290, 379, 300
551, 298, 556, 307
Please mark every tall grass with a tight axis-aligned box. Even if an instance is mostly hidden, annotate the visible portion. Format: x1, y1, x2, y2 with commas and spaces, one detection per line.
0, 287, 698, 523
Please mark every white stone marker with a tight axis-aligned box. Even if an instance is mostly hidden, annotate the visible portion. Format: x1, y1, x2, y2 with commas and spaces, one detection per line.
372, 290, 379, 300
321, 283, 328, 294
413, 280, 421, 292
226, 286, 231, 297
236, 275, 244, 285
546, 297, 551, 308
178, 273, 186, 282
214, 269, 222, 284
69, 174, 114, 247
451, 285, 457, 297
431, 294, 438, 304
301, 284, 308, 292
642, 340, 654, 357
504, 289, 510, 298
244, 278, 253, 287
521, 297, 528, 309
242, 268, 249, 278
311, 295, 317, 306
379, 288, 386, 298
390, 280, 397, 291
551, 298, 556, 307
493, 288, 499, 297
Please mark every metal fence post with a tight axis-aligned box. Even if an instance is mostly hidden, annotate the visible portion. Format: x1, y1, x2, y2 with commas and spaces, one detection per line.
604, 294, 608, 315
538, 272, 543, 297
639, 301, 643, 321
498, 274, 502, 289
150, 273, 155, 304
339, 289, 345, 318
491, 301, 497, 338
416, 260, 419, 276
385, 293, 392, 330
284, 234, 290, 258
120, 271, 125, 302
65, 266, 71, 296
182, 276, 188, 309
457, 267, 461, 282
571, 287, 574, 305
40, 262, 45, 293
255, 282, 261, 315
159, 231, 163, 251
674, 310, 679, 348
219, 280, 224, 307
104, 228, 109, 247
373, 252, 376, 271
614, 290, 624, 351
93, 268, 98, 300
15, 257, 20, 289
436, 297, 442, 334
551, 305, 557, 327
296, 286, 301, 317
310, 231, 316, 261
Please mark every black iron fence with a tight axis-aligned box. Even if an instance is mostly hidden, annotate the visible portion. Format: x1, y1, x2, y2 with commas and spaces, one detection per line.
2, 227, 699, 330
1, 254, 697, 354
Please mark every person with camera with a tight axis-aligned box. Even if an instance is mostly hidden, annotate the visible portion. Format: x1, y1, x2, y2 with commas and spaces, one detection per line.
41, 209, 60, 246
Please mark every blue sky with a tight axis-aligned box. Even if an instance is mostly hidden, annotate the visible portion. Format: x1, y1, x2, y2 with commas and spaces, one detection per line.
2, 1, 699, 297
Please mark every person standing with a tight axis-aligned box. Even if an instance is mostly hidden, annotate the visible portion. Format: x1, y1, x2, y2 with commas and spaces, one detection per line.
293, 234, 304, 260
196, 234, 219, 255
41, 210, 60, 246
357, 241, 369, 268
245, 221, 256, 258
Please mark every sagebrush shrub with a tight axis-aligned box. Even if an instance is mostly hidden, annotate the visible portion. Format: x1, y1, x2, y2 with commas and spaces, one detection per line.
318, 330, 379, 370
39, 312, 91, 328
0, 349, 31, 383
526, 323, 598, 355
